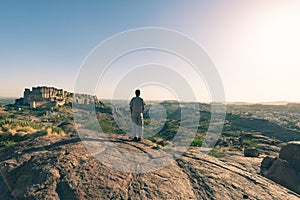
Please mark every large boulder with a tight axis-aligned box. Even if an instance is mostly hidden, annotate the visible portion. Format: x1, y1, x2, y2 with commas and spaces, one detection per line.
261, 141, 300, 194
265, 159, 300, 194
279, 141, 300, 171
244, 148, 260, 157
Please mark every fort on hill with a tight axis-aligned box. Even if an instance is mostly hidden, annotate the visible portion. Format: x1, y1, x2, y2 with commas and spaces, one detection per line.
12, 86, 100, 110
23, 86, 70, 103
14, 86, 73, 109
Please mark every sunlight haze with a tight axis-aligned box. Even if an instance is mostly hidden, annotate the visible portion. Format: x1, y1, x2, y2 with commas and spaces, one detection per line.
0, 0, 299, 103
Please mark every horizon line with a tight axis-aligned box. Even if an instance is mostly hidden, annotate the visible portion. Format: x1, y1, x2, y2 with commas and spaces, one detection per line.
1, 95, 299, 105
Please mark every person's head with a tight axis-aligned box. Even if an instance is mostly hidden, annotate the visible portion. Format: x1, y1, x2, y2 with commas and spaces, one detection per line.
135, 89, 140, 97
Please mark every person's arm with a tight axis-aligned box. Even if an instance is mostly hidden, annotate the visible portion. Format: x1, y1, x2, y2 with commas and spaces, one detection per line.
129, 99, 133, 114
142, 100, 145, 113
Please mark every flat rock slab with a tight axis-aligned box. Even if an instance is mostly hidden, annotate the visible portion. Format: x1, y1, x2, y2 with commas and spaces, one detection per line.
0, 135, 299, 200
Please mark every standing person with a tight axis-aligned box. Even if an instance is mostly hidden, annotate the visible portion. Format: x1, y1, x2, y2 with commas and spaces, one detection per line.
130, 89, 145, 142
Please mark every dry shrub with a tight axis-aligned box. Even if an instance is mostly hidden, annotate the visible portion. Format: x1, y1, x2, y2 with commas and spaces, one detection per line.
46, 127, 52, 135
46, 127, 66, 137
15, 132, 28, 137
2, 124, 36, 135
16, 125, 36, 133
4, 125, 16, 135
215, 146, 231, 152
2, 124, 11, 132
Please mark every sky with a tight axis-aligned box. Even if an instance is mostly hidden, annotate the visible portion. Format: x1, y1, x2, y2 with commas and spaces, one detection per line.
0, 0, 300, 102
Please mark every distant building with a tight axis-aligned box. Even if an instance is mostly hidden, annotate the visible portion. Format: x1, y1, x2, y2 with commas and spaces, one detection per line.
14, 86, 99, 109
15, 86, 73, 109
22, 86, 70, 104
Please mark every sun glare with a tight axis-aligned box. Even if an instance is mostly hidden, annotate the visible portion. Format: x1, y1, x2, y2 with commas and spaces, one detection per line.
251, 4, 300, 68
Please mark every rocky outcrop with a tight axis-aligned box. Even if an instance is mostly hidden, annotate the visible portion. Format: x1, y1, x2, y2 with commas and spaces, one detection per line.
215, 132, 281, 156
261, 141, 300, 195
266, 159, 300, 194
279, 141, 300, 171
0, 135, 299, 200
239, 133, 282, 155
244, 148, 260, 157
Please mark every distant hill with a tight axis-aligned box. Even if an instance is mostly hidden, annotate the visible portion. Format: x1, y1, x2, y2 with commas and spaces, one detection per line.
0, 97, 15, 106
225, 113, 300, 142
227, 101, 300, 105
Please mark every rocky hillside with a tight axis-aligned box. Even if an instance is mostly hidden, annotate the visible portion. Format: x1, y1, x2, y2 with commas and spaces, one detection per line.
0, 135, 299, 200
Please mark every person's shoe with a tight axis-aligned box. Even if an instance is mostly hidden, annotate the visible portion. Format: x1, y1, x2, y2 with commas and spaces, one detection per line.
133, 137, 138, 142
137, 138, 141, 142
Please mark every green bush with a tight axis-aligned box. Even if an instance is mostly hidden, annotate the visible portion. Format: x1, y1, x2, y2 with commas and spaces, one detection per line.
242, 139, 258, 147
51, 126, 63, 134
208, 149, 224, 158
191, 138, 205, 147
46, 126, 65, 136
0, 140, 17, 148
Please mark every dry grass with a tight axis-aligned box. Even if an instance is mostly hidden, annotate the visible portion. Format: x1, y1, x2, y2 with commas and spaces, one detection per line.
0, 120, 67, 139
1, 124, 36, 135
46, 127, 66, 137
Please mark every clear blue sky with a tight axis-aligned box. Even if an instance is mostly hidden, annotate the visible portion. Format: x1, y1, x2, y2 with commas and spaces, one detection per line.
1, 0, 300, 102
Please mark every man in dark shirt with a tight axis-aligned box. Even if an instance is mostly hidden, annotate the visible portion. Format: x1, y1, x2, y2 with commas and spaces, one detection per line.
129, 89, 145, 141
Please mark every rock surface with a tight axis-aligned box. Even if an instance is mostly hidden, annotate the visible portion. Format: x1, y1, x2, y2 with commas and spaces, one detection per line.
220, 152, 263, 175
262, 141, 300, 195
0, 135, 299, 200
